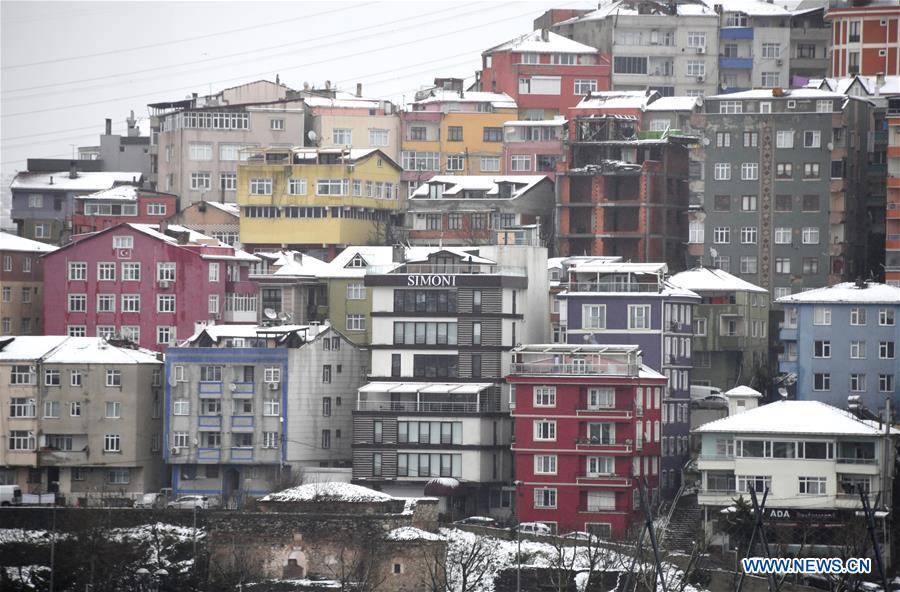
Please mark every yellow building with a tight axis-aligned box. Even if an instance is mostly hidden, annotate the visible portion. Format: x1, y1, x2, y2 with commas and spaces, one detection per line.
237, 148, 402, 258
400, 89, 518, 196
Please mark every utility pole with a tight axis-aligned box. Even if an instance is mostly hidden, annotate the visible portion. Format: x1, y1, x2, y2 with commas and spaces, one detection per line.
747, 485, 779, 592
860, 491, 890, 591
638, 478, 669, 592
49, 501, 56, 592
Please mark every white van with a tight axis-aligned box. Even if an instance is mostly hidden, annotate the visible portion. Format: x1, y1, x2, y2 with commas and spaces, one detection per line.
690, 385, 723, 401
0, 485, 22, 506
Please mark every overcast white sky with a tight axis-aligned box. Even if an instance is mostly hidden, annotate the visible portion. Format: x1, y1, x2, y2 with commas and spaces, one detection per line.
0, 0, 594, 218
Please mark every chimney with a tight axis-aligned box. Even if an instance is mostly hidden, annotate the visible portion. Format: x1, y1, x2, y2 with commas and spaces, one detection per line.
68, 161, 78, 179
105, 118, 112, 135
392, 244, 406, 264
177, 231, 190, 245
356, 83, 363, 98
159, 219, 168, 235
325, 80, 331, 90
541, 28, 549, 41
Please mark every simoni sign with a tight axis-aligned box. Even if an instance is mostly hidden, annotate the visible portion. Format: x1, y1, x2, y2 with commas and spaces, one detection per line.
407, 274, 457, 287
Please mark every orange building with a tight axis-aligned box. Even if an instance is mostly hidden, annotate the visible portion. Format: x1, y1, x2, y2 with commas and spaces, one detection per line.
826, 1, 900, 77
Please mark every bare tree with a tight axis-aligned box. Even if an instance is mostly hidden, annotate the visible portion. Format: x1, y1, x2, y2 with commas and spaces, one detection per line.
443, 532, 494, 592
322, 522, 388, 592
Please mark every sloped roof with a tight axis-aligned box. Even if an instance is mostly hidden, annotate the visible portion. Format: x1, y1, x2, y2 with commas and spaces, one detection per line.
701, 0, 791, 16
574, 90, 659, 110
324, 246, 396, 278
42, 338, 160, 364
11, 171, 143, 191
410, 175, 549, 200
644, 96, 702, 112
707, 88, 844, 100
203, 201, 241, 216
576, 0, 715, 20
776, 282, 900, 305
694, 400, 895, 436
412, 89, 517, 109
725, 385, 763, 397
669, 267, 768, 294
485, 29, 599, 55
184, 323, 330, 344
0, 336, 70, 361
0, 231, 58, 253
77, 185, 140, 201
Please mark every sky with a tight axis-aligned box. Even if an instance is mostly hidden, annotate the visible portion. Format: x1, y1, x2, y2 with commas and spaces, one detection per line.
0, 0, 595, 220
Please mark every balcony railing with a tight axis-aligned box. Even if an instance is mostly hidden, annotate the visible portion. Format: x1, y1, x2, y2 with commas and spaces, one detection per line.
356, 400, 486, 413
568, 281, 661, 293
230, 448, 254, 462
198, 448, 221, 462
198, 415, 222, 429
576, 407, 634, 419
510, 362, 639, 376
229, 381, 255, 396
232, 415, 255, 430
836, 457, 877, 465
366, 263, 526, 276
198, 381, 223, 395
575, 438, 632, 453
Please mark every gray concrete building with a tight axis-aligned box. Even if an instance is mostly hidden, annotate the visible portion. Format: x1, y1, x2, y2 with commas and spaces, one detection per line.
789, 5, 832, 84
78, 114, 153, 186
714, 1, 793, 93
691, 88, 874, 299
164, 323, 366, 506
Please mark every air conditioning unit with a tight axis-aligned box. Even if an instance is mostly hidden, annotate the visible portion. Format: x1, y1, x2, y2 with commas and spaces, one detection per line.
158, 280, 170, 289
171, 447, 180, 455
696, 75, 706, 83
696, 46, 706, 54
229, 383, 238, 392
268, 381, 280, 391
210, 313, 220, 321
776, 58, 783, 66
346, 163, 355, 172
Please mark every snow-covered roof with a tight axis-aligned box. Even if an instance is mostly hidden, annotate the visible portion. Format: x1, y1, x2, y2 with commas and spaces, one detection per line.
668, 267, 768, 294
701, 0, 791, 16
644, 96, 702, 112
660, 282, 702, 300
260, 482, 395, 503
807, 75, 900, 97
707, 88, 844, 101
268, 251, 331, 277
0, 336, 70, 361
412, 89, 517, 109
776, 282, 900, 305
359, 382, 494, 394
76, 185, 140, 202
385, 527, 444, 542
410, 175, 549, 200
301, 90, 384, 109
485, 29, 599, 55
724, 385, 762, 398
572, 261, 668, 275
403, 246, 496, 265
324, 246, 396, 278
203, 201, 240, 216
574, 90, 658, 111
289, 147, 387, 163
503, 119, 567, 127
10, 171, 143, 191
639, 365, 666, 380
0, 231, 58, 253
575, 0, 715, 20
42, 338, 161, 365
694, 400, 896, 436
184, 323, 330, 344
127, 224, 257, 261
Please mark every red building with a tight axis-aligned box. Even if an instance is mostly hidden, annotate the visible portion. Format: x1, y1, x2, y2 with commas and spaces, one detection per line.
826, 1, 900, 77
508, 344, 666, 539
479, 29, 610, 119
42, 223, 258, 351
72, 186, 179, 236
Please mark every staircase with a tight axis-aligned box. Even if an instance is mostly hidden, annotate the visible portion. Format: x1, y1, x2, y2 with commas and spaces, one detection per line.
663, 493, 703, 552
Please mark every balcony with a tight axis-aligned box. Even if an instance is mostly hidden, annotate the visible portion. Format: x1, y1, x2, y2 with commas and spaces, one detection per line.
229, 381, 255, 398
720, 27, 753, 40
197, 448, 221, 462
198, 381, 223, 397
356, 400, 485, 414
231, 415, 255, 431
835, 458, 879, 474
574, 438, 632, 453
510, 361, 640, 376
568, 281, 661, 293
230, 448, 254, 462
39, 449, 88, 465
577, 474, 632, 487
198, 415, 222, 430
888, 202, 900, 218
719, 57, 753, 69
576, 407, 634, 420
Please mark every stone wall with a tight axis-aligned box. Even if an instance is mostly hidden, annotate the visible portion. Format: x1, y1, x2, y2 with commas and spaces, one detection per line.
0, 507, 202, 531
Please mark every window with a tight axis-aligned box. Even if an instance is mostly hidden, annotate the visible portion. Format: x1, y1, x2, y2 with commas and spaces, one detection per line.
687, 31, 706, 48
104, 434, 121, 452
740, 226, 758, 244
534, 420, 556, 441
847, 307, 867, 326
587, 456, 614, 477
190, 172, 211, 190
816, 100, 832, 113
740, 256, 757, 274
534, 488, 557, 508
157, 262, 176, 282
878, 309, 895, 326
814, 373, 831, 391
813, 306, 831, 326
316, 178, 348, 196
803, 163, 820, 179
761, 72, 779, 88
803, 130, 821, 148
68, 325, 86, 337
574, 79, 597, 95
105, 401, 121, 418
775, 130, 795, 149
322, 365, 332, 384
588, 388, 614, 410
879, 341, 895, 359
534, 386, 556, 407
511, 155, 531, 172
689, 220, 704, 244
68, 294, 86, 312
802, 227, 820, 245
156, 326, 173, 345
480, 156, 500, 172
687, 60, 705, 77
552, 53, 576, 64
9, 431, 35, 451
714, 163, 731, 180
741, 163, 758, 181
121, 294, 140, 313
716, 132, 731, 148
775, 258, 791, 274
287, 177, 308, 195
68, 262, 87, 281
346, 314, 366, 332
713, 227, 730, 244
801, 194, 820, 212
743, 131, 758, 148
629, 305, 651, 330
266, 117, 284, 131
332, 128, 352, 144
814, 340, 831, 358
850, 373, 866, 392
447, 126, 463, 142
264, 400, 280, 416
880, 375, 895, 393
534, 455, 557, 475
774, 227, 793, 245
482, 127, 502, 143
368, 128, 389, 146
799, 477, 826, 495
43, 400, 59, 418
173, 399, 189, 416
850, 340, 866, 359
583, 304, 606, 329
220, 172, 236, 191
249, 177, 273, 195
446, 154, 465, 171
189, 142, 212, 161
740, 195, 757, 212
613, 56, 647, 74
719, 101, 742, 114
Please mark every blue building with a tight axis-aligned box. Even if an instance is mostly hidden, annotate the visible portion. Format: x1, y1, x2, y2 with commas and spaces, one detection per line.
778, 282, 900, 412
558, 261, 699, 497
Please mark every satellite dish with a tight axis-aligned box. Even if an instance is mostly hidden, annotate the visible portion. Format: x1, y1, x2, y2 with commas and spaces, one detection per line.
264, 308, 278, 320
777, 387, 788, 399
710, 248, 718, 259
307, 130, 318, 142
278, 312, 292, 322
701, 137, 711, 146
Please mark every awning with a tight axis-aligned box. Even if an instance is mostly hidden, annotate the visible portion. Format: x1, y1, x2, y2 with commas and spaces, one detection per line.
358, 382, 492, 394
424, 478, 463, 496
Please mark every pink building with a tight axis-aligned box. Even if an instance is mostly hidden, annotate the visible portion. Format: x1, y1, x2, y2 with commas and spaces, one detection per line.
72, 186, 179, 236
42, 223, 258, 351
502, 120, 566, 179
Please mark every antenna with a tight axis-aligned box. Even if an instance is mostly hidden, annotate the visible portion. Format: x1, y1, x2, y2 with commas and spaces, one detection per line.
264, 308, 278, 320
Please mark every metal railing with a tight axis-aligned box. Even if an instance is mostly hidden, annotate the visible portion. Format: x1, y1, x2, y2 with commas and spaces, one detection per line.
836, 457, 877, 465
567, 281, 661, 293
509, 362, 638, 376
230, 448, 254, 462
356, 400, 485, 413
365, 263, 527, 276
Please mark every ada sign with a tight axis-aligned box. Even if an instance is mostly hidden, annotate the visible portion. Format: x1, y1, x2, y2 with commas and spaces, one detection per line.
407, 274, 456, 287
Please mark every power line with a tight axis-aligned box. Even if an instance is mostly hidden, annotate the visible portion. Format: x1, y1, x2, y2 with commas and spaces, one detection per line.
2, 2, 481, 98
0, 3, 376, 71
2, 3, 529, 120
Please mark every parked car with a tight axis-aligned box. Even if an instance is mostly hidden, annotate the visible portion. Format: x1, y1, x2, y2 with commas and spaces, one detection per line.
0, 485, 22, 506
516, 522, 553, 535
454, 516, 497, 527
136, 492, 170, 509
560, 531, 597, 542
166, 495, 211, 510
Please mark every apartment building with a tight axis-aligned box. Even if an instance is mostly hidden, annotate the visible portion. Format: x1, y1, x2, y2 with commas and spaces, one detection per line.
352, 243, 548, 517
236, 147, 402, 258
165, 324, 366, 504
559, 261, 698, 496
557, 114, 693, 267
826, 0, 900, 78
887, 94, 900, 286
294, 86, 400, 163
42, 223, 259, 351
9, 168, 143, 245
778, 281, 900, 413
0, 336, 165, 503
508, 344, 666, 537
71, 186, 178, 236
150, 80, 306, 204
695, 400, 895, 560
250, 250, 329, 327
405, 175, 555, 246
502, 120, 566, 180
668, 267, 770, 391
478, 29, 610, 118
400, 87, 517, 196
713, 1, 793, 93
165, 200, 240, 247
77, 115, 154, 187
549, 0, 720, 97
789, 6, 831, 84
695, 88, 874, 296
1, 232, 56, 336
